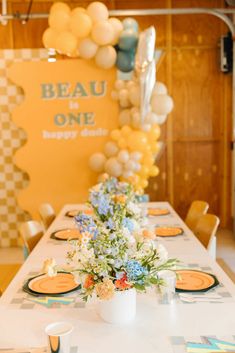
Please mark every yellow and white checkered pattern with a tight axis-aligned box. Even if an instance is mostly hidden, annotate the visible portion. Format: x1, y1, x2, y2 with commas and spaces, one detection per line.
0, 49, 48, 247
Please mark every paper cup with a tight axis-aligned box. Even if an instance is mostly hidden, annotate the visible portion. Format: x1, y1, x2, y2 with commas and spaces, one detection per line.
45, 321, 74, 353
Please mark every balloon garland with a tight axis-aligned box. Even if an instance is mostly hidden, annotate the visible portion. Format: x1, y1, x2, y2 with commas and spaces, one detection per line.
42, 1, 174, 193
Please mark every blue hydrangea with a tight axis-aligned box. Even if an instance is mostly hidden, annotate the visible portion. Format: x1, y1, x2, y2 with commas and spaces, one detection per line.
75, 213, 98, 239
89, 192, 113, 216
125, 260, 148, 281
122, 217, 135, 232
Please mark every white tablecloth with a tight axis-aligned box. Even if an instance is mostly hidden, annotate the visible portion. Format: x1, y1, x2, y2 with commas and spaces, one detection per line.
1, 202, 235, 352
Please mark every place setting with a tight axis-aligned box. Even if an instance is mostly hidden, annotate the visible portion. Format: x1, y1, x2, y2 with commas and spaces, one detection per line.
49, 228, 82, 241
64, 208, 93, 218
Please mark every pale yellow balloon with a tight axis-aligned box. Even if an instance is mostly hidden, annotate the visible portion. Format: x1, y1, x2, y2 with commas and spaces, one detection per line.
129, 85, 140, 107
71, 7, 86, 15
110, 129, 121, 141
104, 141, 119, 157
50, 2, 71, 14
89, 153, 106, 172
118, 88, 129, 101
56, 31, 77, 55
42, 28, 58, 49
49, 10, 70, 32
91, 21, 115, 45
105, 158, 123, 177
108, 17, 123, 44
69, 12, 92, 38
152, 82, 168, 95
115, 79, 125, 91
78, 38, 98, 59
95, 46, 117, 69
87, 1, 109, 23
119, 109, 131, 126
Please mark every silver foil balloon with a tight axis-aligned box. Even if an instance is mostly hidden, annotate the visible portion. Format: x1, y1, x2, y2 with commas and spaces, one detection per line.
135, 26, 156, 124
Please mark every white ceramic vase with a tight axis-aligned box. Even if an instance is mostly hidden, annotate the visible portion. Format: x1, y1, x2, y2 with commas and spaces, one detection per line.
97, 288, 136, 324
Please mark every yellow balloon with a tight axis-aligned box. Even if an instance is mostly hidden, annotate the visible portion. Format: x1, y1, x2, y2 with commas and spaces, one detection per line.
117, 138, 127, 149
110, 129, 121, 141
121, 125, 132, 137
138, 166, 149, 177
49, 10, 70, 32
151, 143, 160, 153
149, 165, 160, 177
50, 2, 71, 14
148, 124, 161, 141
128, 174, 140, 185
56, 31, 77, 55
127, 131, 148, 151
69, 12, 92, 38
71, 7, 86, 15
140, 179, 148, 188
142, 155, 154, 167
42, 28, 58, 49
95, 46, 117, 69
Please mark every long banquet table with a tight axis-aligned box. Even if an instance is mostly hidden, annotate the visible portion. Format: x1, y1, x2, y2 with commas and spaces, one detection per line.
1, 202, 235, 352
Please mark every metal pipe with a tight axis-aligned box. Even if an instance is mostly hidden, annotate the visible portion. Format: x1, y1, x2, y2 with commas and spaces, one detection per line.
0, 8, 235, 33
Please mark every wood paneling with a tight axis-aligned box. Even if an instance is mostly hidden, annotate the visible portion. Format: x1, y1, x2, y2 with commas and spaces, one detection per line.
1, 0, 232, 226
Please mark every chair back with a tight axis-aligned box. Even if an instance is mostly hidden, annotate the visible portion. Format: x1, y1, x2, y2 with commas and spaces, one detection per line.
194, 213, 220, 249
38, 203, 56, 229
185, 200, 209, 232
18, 220, 44, 257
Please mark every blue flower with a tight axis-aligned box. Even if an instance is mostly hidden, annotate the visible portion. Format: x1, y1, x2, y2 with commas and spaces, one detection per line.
75, 213, 98, 239
125, 260, 148, 281
89, 192, 113, 216
122, 217, 135, 232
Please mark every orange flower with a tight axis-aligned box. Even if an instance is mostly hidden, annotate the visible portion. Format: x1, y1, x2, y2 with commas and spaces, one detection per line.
114, 194, 127, 204
115, 274, 132, 290
84, 274, 94, 289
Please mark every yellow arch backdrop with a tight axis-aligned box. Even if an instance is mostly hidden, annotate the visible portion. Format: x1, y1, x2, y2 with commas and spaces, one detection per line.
8, 59, 118, 218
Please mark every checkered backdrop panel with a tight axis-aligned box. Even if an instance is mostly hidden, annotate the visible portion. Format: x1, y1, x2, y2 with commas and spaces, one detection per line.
0, 49, 48, 247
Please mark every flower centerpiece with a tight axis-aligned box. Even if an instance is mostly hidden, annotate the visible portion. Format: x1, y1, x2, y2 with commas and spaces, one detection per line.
65, 177, 178, 324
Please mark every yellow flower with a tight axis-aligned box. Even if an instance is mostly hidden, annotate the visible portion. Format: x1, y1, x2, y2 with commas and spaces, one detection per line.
95, 278, 115, 300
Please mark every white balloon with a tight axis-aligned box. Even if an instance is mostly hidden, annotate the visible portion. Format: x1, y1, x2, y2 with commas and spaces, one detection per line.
115, 79, 125, 91
130, 151, 142, 161
124, 159, 136, 171
104, 141, 119, 157
78, 38, 98, 59
122, 170, 133, 179
152, 82, 168, 95
129, 85, 140, 107
89, 153, 106, 172
117, 150, 129, 164
155, 115, 167, 125
95, 45, 117, 69
119, 109, 131, 126
151, 94, 174, 115
105, 158, 123, 177
118, 88, 129, 100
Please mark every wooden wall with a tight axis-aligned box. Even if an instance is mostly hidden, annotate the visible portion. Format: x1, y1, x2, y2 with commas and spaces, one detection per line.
0, 0, 232, 226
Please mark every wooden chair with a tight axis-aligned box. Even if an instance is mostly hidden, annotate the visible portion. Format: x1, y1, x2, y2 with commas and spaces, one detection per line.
38, 203, 56, 229
18, 220, 44, 258
194, 213, 220, 259
185, 200, 209, 232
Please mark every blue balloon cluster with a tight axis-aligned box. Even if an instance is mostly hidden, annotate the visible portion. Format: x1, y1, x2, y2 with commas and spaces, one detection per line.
115, 18, 139, 73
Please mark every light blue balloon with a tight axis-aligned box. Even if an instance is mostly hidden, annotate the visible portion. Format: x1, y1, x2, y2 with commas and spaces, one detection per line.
118, 29, 138, 51
122, 17, 139, 32
116, 50, 135, 73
